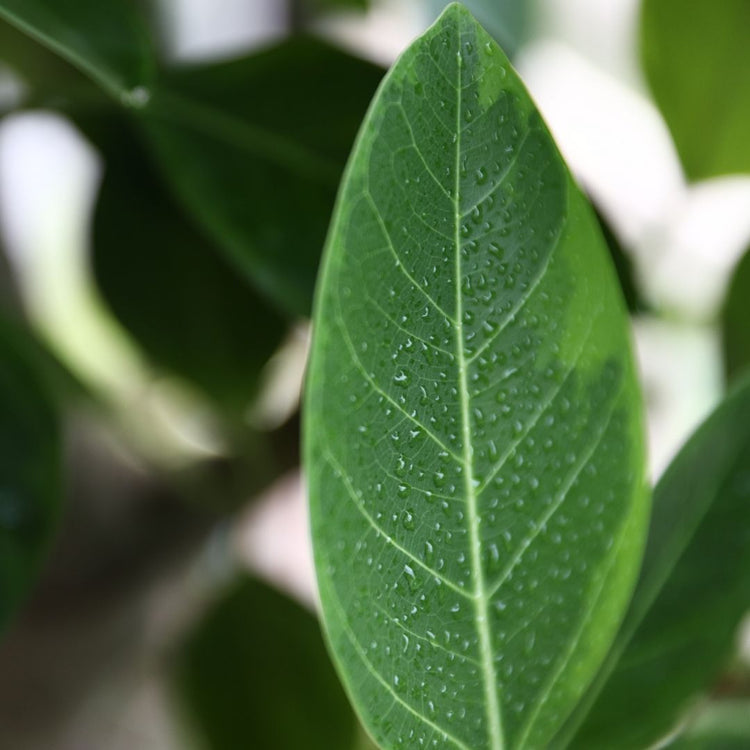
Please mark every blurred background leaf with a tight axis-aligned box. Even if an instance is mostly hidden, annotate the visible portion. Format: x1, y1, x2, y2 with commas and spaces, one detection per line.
561, 374, 750, 749
81, 113, 288, 417
668, 701, 750, 749
0, 322, 61, 633
0, 315, 88, 408
593, 202, 647, 314
0, 0, 155, 102
140, 38, 383, 316
722, 245, 750, 384
175, 576, 360, 750
641, 0, 750, 180
0, 225, 21, 314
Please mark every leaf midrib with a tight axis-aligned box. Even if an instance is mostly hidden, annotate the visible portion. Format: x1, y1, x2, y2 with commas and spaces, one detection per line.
451, 21, 505, 750
147, 90, 343, 187
0, 6, 127, 100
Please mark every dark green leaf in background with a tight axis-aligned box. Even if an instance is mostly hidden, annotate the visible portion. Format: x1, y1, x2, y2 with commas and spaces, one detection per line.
0, 316, 88, 409
563, 375, 750, 750
0, 0, 154, 102
0, 19, 101, 106
593, 204, 646, 314
641, 0, 750, 180
83, 114, 287, 415
306, 6, 647, 748
430, 0, 528, 58
0, 323, 61, 633
0, 232, 21, 315
722, 246, 750, 384
0, 226, 89, 407
140, 38, 384, 317
176, 577, 360, 750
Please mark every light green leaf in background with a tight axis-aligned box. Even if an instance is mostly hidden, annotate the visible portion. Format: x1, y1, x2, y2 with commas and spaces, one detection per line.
305, 5, 648, 749
82, 114, 287, 416
0, 0, 154, 102
0, 322, 61, 633
668, 701, 750, 750
310, 0, 371, 10
722, 246, 750, 384
641, 0, 750, 180
429, 0, 528, 58
561, 374, 750, 750
140, 38, 384, 317
176, 577, 361, 750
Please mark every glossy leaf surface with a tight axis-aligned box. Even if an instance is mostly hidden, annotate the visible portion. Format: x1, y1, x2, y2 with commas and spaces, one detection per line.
641, 0, 750, 180
564, 375, 750, 749
140, 38, 384, 316
722, 246, 750, 383
430, 0, 527, 57
176, 577, 359, 750
0, 0, 153, 101
0, 323, 60, 633
86, 115, 287, 414
305, 6, 648, 748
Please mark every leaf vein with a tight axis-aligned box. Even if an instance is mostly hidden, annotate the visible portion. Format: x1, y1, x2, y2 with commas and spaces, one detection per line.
370, 599, 481, 667
335, 313, 464, 464
460, 127, 531, 218
475, 312, 598, 496
363, 190, 458, 326
323, 450, 472, 599
485, 380, 625, 600
326, 582, 472, 750
467, 222, 564, 366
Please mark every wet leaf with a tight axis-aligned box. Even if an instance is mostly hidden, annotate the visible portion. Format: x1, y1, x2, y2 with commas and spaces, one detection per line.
722, 245, 750, 383
305, 6, 648, 748
176, 577, 360, 750
0, 0, 154, 102
0, 323, 61, 633
641, 0, 750, 180
429, 0, 528, 57
561, 375, 750, 749
140, 38, 384, 317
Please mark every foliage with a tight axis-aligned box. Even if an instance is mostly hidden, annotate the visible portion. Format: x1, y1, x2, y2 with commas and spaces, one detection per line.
306, 7, 647, 748
0, 1, 750, 749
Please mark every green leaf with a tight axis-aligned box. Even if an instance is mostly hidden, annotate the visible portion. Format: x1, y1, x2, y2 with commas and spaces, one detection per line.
304, 6, 648, 749
0, 226, 90, 406
176, 577, 360, 750
0, 19, 96, 103
641, 0, 750, 180
0, 230, 21, 314
592, 204, 645, 315
0, 314, 89, 408
139, 38, 384, 317
0, 323, 61, 633
562, 374, 750, 749
668, 701, 750, 750
82, 114, 287, 415
429, 0, 528, 58
309, 0, 370, 10
0, 0, 154, 102
722, 246, 750, 383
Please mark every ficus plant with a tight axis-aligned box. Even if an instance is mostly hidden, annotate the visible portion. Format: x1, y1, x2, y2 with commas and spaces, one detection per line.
0, 1, 749, 750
